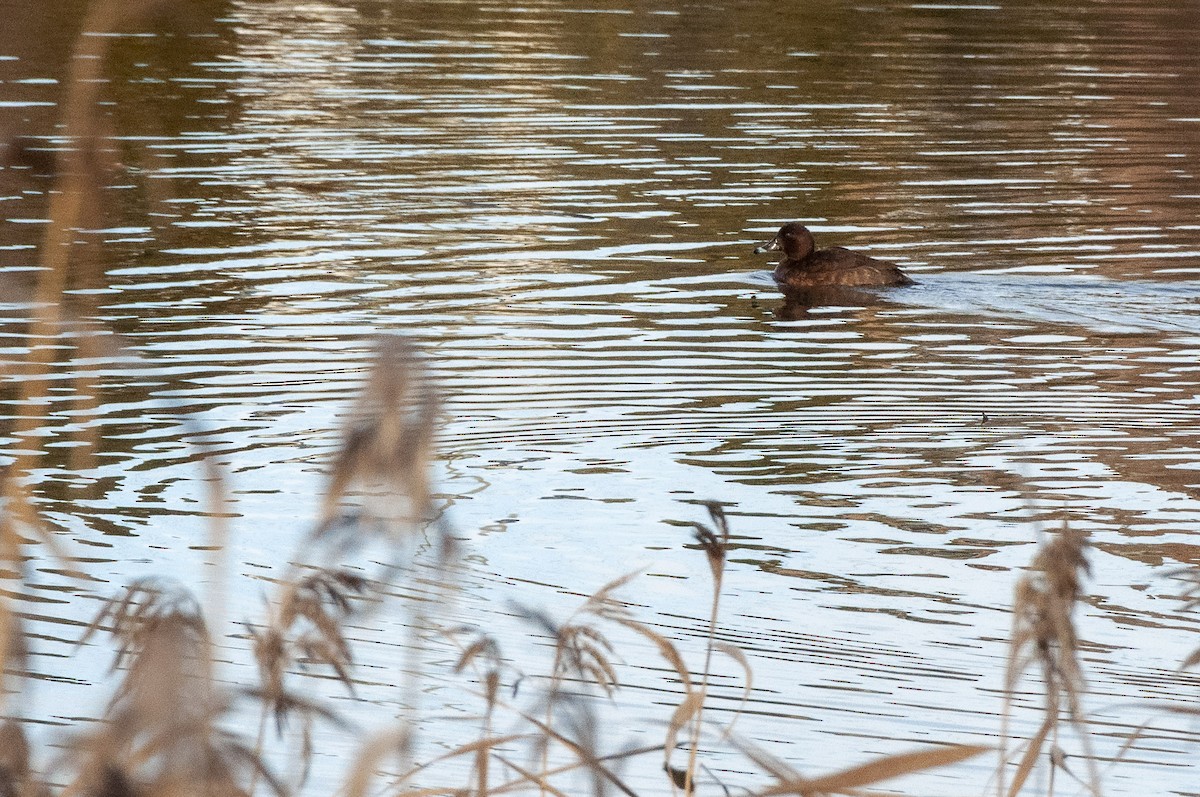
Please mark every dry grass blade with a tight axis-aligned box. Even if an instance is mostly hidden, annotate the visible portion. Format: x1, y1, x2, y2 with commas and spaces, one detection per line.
279, 569, 368, 679
389, 734, 528, 790
691, 527, 726, 584
561, 626, 619, 694
339, 727, 413, 797
245, 567, 368, 794
686, 502, 731, 582
60, 594, 280, 797
492, 757, 574, 797
453, 634, 501, 674
758, 744, 990, 796
113, 614, 210, 720
679, 502, 736, 795
1005, 717, 1052, 797
584, 571, 643, 612
519, 712, 641, 797
443, 626, 507, 797
704, 502, 730, 537
513, 587, 637, 797
489, 745, 661, 797
607, 615, 692, 690
75, 581, 212, 750
242, 687, 351, 731
520, 608, 621, 694
251, 567, 366, 727
365, 789, 460, 797
663, 691, 704, 775
1006, 525, 1090, 697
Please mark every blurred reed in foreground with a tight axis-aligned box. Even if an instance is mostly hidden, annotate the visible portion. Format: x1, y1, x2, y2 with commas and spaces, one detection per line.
998, 525, 1098, 797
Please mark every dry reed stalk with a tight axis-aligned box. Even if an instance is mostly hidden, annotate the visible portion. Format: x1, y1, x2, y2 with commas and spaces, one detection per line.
246, 566, 367, 792
487, 747, 662, 797
731, 726, 992, 797
3, 0, 236, 625
339, 727, 415, 797
998, 524, 1098, 797
450, 628, 504, 796
745, 737, 989, 797
675, 502, 731, 795
16, 0, 164, 440
0, 716, 45, 797
2, 5, 179, 796
343, 588, 643, 792
66, 579, 283, 797
315, 336, 441, 548
518, 579, 627, 797
359, 577, 658, 797
308, 335, 448, 787
451, 612, 667, 797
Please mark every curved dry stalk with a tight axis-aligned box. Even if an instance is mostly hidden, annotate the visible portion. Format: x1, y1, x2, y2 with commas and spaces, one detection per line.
448, 627, 508, 796
604, 614, 692, 692
661, 642, 752, 792
664, 691, 705, 788
493, 757, 574, 797
1002, 715, 1053, 797
389, 733, 530, 796
711, 642, 753, 742
754, 743, 990, 797
519, 711, 641, 797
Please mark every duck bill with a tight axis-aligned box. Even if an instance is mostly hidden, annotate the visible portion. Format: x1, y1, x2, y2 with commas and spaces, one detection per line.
754, 237, 780, 254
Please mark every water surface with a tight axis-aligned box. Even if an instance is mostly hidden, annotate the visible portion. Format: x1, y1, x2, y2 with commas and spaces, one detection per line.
2, 1, 1200, 794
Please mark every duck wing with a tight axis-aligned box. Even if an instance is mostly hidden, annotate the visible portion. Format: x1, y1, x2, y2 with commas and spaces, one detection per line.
805, 247, 912, 286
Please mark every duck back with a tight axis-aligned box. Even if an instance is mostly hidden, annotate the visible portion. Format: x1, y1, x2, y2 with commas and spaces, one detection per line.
774, 247, 913, 289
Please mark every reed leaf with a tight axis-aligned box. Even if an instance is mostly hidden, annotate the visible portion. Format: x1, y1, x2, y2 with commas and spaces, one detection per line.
759, 744, 990, 796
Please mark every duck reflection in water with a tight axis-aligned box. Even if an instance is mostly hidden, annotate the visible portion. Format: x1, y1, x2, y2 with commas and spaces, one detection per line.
754, 221, 914, 318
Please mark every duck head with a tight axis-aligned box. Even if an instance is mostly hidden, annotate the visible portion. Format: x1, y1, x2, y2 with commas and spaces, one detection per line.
754, 222, 816, 260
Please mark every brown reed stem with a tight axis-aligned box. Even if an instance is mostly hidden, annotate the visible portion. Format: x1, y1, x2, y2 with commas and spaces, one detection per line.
683, 503, 730, 794
18, 0, 120, 436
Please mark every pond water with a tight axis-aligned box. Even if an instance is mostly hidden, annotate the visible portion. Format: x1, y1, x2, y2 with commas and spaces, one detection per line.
3, 1, 1200, 794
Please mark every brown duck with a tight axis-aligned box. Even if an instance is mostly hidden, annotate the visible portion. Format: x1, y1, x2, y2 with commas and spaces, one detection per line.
754, 222, 914, 289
